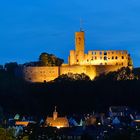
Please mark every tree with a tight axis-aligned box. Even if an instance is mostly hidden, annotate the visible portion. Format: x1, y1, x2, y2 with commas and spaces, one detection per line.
54, 73, 90, 82
0, 127, 15, 140
94, 67, 135, 81
39, 52, 64, 66
4, 62, 18, 75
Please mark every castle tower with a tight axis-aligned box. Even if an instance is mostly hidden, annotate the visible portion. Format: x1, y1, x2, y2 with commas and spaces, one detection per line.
53, 106, 58, 120
75, 31, 85, 53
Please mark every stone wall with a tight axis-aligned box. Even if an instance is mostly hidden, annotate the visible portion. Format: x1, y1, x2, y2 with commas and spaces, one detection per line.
22, 64, 126, 82
23, 66, 59, 82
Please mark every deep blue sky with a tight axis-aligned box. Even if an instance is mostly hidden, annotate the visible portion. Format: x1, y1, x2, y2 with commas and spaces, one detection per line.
0, 0, 140, 67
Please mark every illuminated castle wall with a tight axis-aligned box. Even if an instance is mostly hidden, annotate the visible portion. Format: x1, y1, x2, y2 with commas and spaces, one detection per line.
22, 31, 132, 82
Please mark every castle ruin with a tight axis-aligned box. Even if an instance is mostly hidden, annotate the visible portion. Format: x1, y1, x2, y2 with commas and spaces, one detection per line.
22, 31, 132, 82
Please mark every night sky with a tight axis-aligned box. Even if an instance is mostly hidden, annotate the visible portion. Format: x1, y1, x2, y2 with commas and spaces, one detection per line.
0, 0, 140, 67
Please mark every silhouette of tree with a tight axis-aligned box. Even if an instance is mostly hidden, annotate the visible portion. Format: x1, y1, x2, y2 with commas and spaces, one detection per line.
39, 52, 64, 66
95, 67, 135, 81
54, 73, 90, 82
4, 62, 18, 75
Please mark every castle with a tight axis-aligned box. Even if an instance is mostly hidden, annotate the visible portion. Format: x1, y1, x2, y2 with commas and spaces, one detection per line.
21, 31, 132, 82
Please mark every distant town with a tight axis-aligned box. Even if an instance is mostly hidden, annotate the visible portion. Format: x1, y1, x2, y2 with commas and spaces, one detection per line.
0, 106, 140, 139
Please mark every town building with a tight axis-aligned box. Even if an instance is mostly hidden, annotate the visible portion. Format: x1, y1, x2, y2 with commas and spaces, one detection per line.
45, 107, 69, 128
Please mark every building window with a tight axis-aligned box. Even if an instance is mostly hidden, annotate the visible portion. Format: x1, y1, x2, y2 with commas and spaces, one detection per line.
115, 56, 118, 59
104, 52, 107, 55
116, 63, 118, 65
100, 51, 102, 55
112, 52, 114, 54
92, 51, 96, 55
100, 57, 102, 60
104, 56, 107, 60
112, 56, 114, 59
95, 56, 97, 60
122, 62, 123, 65
122, 56, 124, 59
77, 59, 79, 62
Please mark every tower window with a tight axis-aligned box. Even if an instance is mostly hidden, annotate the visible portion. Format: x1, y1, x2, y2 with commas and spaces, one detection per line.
104, 52, 107, 55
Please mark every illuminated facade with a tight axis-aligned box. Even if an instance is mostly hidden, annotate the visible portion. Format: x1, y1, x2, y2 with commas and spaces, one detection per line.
22, 31, 133, 82
45, 107, 69, 128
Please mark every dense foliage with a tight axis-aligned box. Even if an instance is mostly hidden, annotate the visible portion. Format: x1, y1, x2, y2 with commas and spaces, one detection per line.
39, 52, 64, 66
54, 73, 90, 82
95, 67, 136, 81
